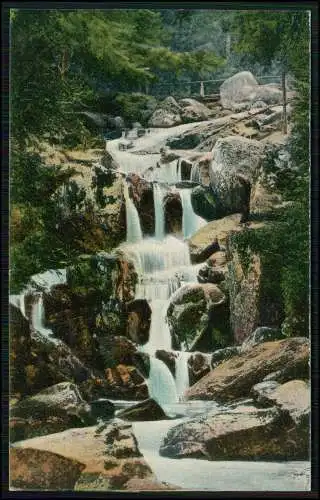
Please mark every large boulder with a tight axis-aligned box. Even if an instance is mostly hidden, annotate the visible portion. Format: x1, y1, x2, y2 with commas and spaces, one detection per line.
10, 382, 95, 442
10, 447, 85, 490
117, 398, 169, 421
166, 283, 230, 351
220, 72, 282, 111
209, 136, 264, 220
220, 71, 259, 111
179, 98, 213, 122
159, 403, 308, 460
12, 423, 155, 492
186, 337, 309, 402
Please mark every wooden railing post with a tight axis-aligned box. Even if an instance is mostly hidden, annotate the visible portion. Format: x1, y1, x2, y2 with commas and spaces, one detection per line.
200, 81, 204, 98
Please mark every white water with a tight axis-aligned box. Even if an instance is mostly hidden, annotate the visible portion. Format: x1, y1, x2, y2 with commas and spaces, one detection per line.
132, 418, 311, 491
180, 188, 206, 239
153, 183, 165, 240
147, 357, 178, 406
174, 351, 190, 401
31, 295, 60, 345
190, 163, 201, 184
123, 181, 143, 243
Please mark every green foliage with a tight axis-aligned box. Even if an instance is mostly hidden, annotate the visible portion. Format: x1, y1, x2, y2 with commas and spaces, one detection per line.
231, 202, 309, 338
114, 93, 157, 125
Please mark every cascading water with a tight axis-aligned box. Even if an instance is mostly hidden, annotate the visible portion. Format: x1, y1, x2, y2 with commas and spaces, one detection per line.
123, 180, 143, 243
147, 357, 178, 406
180, 188, 206, 239
31, 295, 60, 345
190, 163, 201, 184
153, 182, 165, 240
174, 351, 190, 401
114, 126, 212, 404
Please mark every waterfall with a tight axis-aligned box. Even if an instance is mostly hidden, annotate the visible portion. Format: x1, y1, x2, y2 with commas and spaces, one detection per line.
175, 351, 190, 401
147, 357, 178, 406
177, 158, 182, 182
31, 295, 60, 345
123, 181, 143, 243
153, 183, 165, 240
180, 188, 206, 239
190, 163, 201, 184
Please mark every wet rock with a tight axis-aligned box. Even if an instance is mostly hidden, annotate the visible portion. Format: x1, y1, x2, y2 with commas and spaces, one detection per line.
126, 299, 151, 345
89, 399, 115, 421
10, 447, 85, 490
240, 327, 285, 353
127, 174, 154, 235
188, 352, 211, 386
167, 283, 229, 352
186, 338, 309, 402
211, 346, 240, 369
155, 350, 176, 376
164, 191, 182, 235
132, 352, 150, 379
190, 185, 217, 222
104, 364, 148, 400
117, 398, 169, 421
160, 404, 306, 460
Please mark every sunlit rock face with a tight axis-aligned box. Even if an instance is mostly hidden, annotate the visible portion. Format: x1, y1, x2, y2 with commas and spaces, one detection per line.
220, 71, 282, 112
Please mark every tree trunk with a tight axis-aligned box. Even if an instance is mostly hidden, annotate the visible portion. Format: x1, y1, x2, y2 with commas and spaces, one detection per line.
282, 69, 287, 135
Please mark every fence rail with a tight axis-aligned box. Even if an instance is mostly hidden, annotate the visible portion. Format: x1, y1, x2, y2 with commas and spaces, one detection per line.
148, 75, 282, 99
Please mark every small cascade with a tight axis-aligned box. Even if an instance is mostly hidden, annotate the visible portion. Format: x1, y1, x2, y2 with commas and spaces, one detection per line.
147, 356, 178, 406
174, 351, 190, 401
153, 183, 165, 240
123, 180, 143, 243
31, 295, 60, 345
177, 158, 182, 182
190, 163, 201, 184
180, 188, 206, 239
